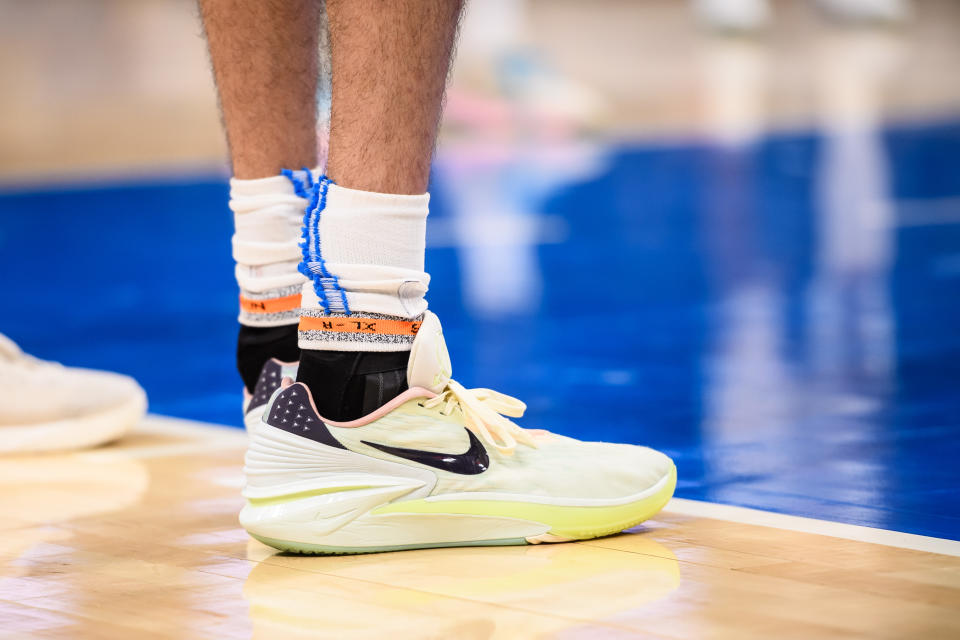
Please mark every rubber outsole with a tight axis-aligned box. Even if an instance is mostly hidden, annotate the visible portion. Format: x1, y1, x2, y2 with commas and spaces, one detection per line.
249, 534, 530, 555
248, 465, 677, 555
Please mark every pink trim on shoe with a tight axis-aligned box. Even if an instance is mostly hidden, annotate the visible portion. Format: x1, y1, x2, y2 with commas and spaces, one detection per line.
278, 380, 437, 428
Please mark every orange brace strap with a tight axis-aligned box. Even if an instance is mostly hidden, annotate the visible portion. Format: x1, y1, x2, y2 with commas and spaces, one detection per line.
239, 293, 302, 314
299, 316, 422, 336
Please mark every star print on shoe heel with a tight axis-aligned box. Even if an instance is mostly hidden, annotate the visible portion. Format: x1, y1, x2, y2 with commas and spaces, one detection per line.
262, 383, 343, 449
243, 359, 299, 433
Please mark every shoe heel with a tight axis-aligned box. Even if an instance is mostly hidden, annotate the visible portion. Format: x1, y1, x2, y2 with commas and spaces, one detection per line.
241, 422, 435, 546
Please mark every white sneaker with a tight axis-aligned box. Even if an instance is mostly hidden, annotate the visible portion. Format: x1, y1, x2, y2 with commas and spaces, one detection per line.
241, 312, 676, 554
0, 334, 146, 454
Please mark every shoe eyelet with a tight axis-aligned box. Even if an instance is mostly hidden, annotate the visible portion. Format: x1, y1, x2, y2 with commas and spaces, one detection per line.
417, 401, 425, 408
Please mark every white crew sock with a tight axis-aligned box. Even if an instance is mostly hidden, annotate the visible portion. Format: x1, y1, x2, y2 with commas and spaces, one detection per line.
298, 180, 430, 351
230, 169, 319, 327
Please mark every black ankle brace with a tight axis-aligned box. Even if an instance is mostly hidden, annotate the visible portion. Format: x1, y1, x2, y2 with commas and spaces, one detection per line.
237, 324, 300, 392
296, 349, 410, 422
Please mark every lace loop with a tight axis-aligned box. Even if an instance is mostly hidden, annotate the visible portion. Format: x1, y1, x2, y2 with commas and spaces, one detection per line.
422, 378, 537, 455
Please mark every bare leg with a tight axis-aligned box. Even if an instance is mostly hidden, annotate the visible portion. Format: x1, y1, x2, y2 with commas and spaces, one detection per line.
325, 0, 464, 194
295, 0, 465, 420
199, 0, 324, 396
198, 0, 321, 178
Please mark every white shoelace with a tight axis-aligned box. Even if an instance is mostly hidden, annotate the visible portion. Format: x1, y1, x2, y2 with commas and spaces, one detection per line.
422, 377, 538, 455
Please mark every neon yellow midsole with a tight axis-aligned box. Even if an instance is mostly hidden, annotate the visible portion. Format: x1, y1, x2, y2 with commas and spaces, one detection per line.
371, 465, 677, 538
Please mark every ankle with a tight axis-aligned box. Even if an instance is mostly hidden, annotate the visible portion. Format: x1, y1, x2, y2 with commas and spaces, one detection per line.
236, 324, 300, 391
296, 349, 409, 421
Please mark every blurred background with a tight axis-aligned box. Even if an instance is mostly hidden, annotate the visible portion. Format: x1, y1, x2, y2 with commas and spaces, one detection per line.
2, 0, 960, 177
1, 0, 959, 538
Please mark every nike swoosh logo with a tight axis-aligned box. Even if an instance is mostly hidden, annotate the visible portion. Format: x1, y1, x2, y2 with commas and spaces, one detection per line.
361, 429, 489, 475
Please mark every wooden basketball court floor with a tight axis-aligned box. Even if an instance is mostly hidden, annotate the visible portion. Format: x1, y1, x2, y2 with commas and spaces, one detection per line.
3, 1, 960, 638
1, 417, 957, 639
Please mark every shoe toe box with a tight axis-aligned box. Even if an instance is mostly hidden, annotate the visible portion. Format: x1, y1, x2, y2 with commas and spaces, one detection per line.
594, 442, 675, 497
512, 435, 675, 501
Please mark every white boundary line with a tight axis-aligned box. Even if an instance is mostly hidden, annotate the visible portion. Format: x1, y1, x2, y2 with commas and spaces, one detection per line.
139, 414, 246, 440
665, 498, 960, 557
74, 414, 247, 460
109, 416, 960, 557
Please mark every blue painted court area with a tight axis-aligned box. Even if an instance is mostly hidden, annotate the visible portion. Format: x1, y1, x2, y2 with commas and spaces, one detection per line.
2, 120, 959, 541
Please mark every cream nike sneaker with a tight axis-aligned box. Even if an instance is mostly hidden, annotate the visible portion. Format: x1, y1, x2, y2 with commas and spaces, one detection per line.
0, 333, 146, 454
241, 312, 675, 554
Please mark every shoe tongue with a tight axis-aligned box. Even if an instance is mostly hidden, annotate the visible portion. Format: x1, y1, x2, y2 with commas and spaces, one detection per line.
406, 311, 452, 393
